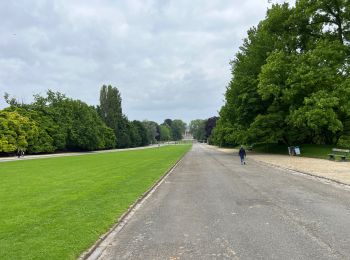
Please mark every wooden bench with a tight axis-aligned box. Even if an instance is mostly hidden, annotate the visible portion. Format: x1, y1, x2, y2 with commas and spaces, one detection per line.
328, 148, 350, 161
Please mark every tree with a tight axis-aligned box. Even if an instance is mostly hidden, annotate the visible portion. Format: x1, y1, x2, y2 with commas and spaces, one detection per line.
295, 0, 350, 45
67, 100, 116, 150
159, 124, 171, 141
2, 90, 117, 153
213, 1, 350, 146
189, 119, 206, 140
115, 115, 131, 148
142, 120, 159, 143
97, 85, 123, 146
164, 119, 173, 127
132, 120, 149, 146
213, 4, 290, 146
204, 117, 218, 139
171, 119, 186, 141
6, 107, 57, 153
128, 122, 142, 147
0, 110, 38, 153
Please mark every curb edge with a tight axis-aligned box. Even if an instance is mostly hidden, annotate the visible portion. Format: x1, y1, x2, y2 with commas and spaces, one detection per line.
78, 148, 190, 260
252, 158, 350, 188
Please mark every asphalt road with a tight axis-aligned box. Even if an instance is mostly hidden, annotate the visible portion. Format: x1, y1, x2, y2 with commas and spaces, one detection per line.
95, 143, 350, 260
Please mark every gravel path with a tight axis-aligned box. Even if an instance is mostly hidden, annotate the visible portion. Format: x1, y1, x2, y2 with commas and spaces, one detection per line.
214, 146, 350, 186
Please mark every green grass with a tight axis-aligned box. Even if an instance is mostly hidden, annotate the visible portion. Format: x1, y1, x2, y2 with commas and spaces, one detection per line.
252, 143, 334, 159
0, 145, 191, 260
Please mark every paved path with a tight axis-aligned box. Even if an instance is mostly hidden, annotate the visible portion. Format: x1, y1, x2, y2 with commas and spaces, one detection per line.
93, 143, 350, 259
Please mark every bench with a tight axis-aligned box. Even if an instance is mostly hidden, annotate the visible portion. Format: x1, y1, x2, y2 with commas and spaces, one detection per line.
328, 148, 350, 161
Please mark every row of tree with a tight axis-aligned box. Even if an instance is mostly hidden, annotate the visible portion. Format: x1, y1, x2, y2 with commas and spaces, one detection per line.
189, 117, 218, 142
212, 0, 350, 147
0, 85, 186, 154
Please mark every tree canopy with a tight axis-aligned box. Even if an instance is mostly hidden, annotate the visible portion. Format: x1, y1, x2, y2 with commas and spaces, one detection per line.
1, 87, 187, 155
212, 0, 350, 147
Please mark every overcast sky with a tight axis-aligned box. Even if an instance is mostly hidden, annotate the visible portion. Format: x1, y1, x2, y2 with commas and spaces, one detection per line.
0, 0, 294, 123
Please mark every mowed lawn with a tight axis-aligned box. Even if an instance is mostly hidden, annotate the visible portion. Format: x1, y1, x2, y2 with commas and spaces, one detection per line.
0, 145, 191, 260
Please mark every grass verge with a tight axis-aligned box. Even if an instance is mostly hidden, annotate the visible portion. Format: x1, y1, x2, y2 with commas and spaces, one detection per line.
252, 143, 334, 159
0, 144, 191, 260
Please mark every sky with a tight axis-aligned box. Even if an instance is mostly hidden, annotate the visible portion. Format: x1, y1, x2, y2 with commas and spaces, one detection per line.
0, 0, 294, 123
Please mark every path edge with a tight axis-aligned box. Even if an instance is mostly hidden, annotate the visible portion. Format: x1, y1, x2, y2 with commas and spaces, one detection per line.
252, 158, 350, 188
206, 145, 350, 188
78, 148, 190, 260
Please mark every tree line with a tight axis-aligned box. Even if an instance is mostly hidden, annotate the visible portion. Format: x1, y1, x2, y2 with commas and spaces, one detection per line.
212, 0, 350, 147
189, 117, 218, 142
0, 85, 186, 155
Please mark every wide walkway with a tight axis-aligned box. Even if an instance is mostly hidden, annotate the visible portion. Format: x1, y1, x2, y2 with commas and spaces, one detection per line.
91, 143, 350, 259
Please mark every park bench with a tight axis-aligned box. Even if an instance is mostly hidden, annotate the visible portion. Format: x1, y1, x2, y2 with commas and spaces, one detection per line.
328, 148, 350, 161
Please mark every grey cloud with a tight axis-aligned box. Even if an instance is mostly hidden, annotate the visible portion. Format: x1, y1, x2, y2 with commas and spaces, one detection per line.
0, 0, 295, 123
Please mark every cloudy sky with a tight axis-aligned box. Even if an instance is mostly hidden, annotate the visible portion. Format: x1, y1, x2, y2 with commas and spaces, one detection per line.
0, 0, 294, 123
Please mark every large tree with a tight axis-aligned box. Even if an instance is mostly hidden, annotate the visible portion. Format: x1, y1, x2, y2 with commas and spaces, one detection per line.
2, 90, 116, 153
159, 124, 171, 141
142, 120, 159, 143
204, 117, 218, 139
171, 119, 186, 141
189, 119, 206, 140
132, 120, 149, 146
213, 0, 350, 146
97, 85, 123, 146
0, 110, 38, 153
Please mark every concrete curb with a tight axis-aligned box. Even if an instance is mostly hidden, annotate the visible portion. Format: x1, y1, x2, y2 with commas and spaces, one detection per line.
78, 150, 189, 260
251, 158, 350, 188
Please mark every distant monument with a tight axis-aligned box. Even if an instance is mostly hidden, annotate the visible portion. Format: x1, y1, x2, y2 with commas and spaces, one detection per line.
183, 127, 195, 142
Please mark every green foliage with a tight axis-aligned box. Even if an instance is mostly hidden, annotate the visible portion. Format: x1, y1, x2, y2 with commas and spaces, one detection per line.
189, 117, 218, 142
1, 87, 186, 154
159, 124, 171, 141
1, 90, 116, 154
97, 85, 122, 130
189, 119, 206, 140
97, 85, 157, 148
213, 0, 350, 147
66, 100, 116, 151
252, 143, 335, 159
171, 119, 186, 141
160, 119, 186, 141
97, 85, 123, 147
34, 91, 116, 151
0, 110, 38, 153
9, 107, 56, 153
132, 120, 150, 146
142, 120, 160, 143
115, 115, 132, 148
204, 117, 218, 141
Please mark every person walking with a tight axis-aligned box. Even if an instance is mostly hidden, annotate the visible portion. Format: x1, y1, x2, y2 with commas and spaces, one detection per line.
239, 145, 246, 165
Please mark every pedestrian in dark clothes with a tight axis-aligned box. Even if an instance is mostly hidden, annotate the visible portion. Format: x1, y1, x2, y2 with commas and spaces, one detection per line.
239, 145, 246, 165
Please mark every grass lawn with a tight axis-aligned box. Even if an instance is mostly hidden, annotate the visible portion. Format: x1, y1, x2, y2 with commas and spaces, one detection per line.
252, 143, 334, 159
0, 144, 191, 260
